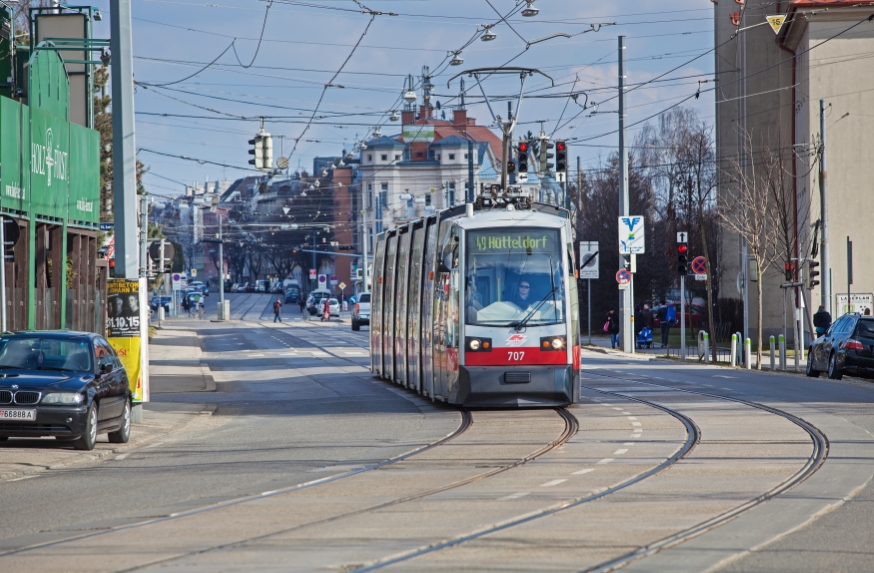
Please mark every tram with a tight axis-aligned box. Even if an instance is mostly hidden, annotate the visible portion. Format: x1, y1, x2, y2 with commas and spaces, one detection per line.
370, 188, 580, 407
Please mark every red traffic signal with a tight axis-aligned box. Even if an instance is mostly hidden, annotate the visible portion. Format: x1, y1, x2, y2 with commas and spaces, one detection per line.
556, 141, 566, 151
677, 244, 687, 254
518, 141, 529, 153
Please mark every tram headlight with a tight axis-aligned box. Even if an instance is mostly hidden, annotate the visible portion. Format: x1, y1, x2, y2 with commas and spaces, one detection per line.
465, 337, 491, 352
540, 336, 567, 351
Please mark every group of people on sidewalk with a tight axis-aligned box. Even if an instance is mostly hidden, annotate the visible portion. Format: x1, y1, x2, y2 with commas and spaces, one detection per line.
603, 302, 678, 350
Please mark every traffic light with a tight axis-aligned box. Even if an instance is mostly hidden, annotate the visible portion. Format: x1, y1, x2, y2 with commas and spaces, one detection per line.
556, 140, 568, 173
539, 140, 554, 173
248, 129, 273, 171
785, 261, 793, 281
507, 160, 516, 174
808, 260, 821, 289
517, 141, 529, 174
677, 240, 688, 276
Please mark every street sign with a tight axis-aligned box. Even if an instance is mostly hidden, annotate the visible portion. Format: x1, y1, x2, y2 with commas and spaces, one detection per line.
172, 273, 182, 289
338, 282, 346, 291
766, 15, 786, 34
318, 274, 327, 287
677, 231, 688, 243
695, 274, 707, 281
615, 269, 631, 285
691, 256, 707, 275
579, 241, 599, 280
309, 269, 317, 279
99, 222, 115, 232
330, 275, 338, 286
190, 269, 197, 278
619, 216, 645, 254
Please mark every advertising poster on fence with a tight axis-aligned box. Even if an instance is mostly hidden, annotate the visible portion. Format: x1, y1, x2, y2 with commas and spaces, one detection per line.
106, 278, 149, 403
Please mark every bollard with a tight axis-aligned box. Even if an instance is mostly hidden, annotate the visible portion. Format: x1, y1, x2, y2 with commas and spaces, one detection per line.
730, 334, 738, 367
745, 338, 752, 370
703, 332, 710, 364
779, 334, 786, 370
770, 336, 776, 371
157, 306, 165, 326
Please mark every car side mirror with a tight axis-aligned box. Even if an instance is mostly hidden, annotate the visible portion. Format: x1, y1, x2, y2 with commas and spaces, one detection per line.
437, 253, 453, 273
100, 362, 113, 374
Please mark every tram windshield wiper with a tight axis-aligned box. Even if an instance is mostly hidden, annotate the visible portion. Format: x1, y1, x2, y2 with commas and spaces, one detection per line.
511, 286, 558, 332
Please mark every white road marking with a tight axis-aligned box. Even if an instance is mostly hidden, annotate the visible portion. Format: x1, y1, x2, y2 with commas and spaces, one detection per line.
501, 492, 530, 500
626, 416, 637, 420
632, 433, 642, 438
613, 407, 624, 411
247, 354, 265, 357
540, 479, 567, 487
614, 448, 629, 455
146, 442, 164, 448
115, 453, 130, 461
713, 375, 736, 379
597, 458, 614, 464
624, 442, 635, 446
7, 475, 38, 482
631, 422, 642, 427
621, 411, 632, 415
572, 468, 594, 475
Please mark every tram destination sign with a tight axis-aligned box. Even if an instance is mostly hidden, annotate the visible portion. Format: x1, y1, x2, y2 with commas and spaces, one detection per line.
471, 229, 558, 254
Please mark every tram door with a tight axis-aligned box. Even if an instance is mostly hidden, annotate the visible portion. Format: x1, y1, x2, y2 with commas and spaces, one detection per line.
371, 234, 386, 375
420, 218, 438, 398
383, 233, 398, 380
394, 228, 412, 385
406, 222, 425, 391
434, 221, 460, 399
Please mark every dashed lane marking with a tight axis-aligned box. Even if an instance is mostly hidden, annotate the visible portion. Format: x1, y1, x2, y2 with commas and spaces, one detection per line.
115, 453, 130, 461
631, 422, 642, 427
540, 479, 567, 487
614, 449, 629, 455
501, 492, 530, 500
572, 468, 594, 475
7, 475, 39, 482
626, 416, 637, 420
597, 458, 614, 464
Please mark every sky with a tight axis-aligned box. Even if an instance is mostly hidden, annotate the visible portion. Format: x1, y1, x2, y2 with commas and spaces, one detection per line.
86, 0, 718, 197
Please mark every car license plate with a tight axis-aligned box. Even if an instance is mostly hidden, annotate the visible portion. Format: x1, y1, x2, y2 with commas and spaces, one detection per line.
0, 409, 36, 421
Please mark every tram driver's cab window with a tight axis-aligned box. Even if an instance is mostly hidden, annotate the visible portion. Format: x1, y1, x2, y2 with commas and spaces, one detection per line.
464, 228, 565, 326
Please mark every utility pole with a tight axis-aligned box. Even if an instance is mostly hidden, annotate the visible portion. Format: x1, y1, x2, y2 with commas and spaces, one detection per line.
618, 36, 632, 353
467, 137, 475, 203
500, 101, 511, 190
819, 99, 830, 313
110, 0, 138, 278
361, 209, 370, 290
139, 194, 148, 277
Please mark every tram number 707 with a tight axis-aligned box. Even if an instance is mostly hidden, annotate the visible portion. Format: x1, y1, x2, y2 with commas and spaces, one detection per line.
508, 351, 525, 362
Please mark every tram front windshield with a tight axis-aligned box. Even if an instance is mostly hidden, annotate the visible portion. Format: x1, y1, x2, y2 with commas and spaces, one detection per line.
465, 228, 565, 327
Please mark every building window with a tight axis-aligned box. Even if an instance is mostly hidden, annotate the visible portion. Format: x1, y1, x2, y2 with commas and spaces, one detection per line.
380, 183, 388, 211
447, 182, 456, 206
425, 193, 432, 207
394, 154, 400, 161
381, 154, 388, 161
368, 154, 372, 162
416, 152, 424, 158
464, 154, 468, 160
448, 153, 455, 161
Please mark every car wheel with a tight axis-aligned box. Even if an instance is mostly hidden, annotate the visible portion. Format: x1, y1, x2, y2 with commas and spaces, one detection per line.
806, 350, 821, 378
108, 399, 132, 444
352, 319, 360, 331
73, 404, 98, 451
828, 352, 843, 380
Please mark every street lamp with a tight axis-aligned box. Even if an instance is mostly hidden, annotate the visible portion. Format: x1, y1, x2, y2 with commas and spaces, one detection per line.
521, 0, 539, 17
481, 26, 497, 42
450, 51, 464, 66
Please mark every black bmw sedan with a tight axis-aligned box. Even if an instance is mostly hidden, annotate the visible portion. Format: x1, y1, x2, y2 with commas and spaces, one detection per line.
0, 331, 131, 450
807, 313, 874, 380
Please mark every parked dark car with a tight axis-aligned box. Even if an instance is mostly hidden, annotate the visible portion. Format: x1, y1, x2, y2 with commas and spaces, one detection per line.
150, 295, 172, 313
807, 313, 874, 380
0, 332, 131, 450
284, 286, 301, 304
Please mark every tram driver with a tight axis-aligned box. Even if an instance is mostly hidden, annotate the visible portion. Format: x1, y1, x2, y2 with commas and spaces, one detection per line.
512, 277, 534, 310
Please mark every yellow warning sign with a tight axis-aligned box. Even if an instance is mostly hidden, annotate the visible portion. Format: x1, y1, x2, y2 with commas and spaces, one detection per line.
767, 15, 786, 34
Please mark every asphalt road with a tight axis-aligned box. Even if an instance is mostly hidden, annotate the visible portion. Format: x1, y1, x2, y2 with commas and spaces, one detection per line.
0, 292, 873, 572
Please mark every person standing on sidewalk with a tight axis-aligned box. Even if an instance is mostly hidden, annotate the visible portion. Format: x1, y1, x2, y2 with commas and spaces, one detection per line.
813, 305, 832, 335
606, 310, 620, 349
273, 298, 283, 323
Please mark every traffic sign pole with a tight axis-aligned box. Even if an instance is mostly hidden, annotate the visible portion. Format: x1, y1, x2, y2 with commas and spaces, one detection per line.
681, 275, 686, 361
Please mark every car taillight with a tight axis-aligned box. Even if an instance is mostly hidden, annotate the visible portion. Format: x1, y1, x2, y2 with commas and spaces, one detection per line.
355, 304, 360, 311
843, 339, 864, 351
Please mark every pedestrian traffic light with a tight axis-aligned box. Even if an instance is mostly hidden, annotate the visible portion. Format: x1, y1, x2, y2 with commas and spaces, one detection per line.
677, 241, 688, 276
784, 261, 794, 281
507, 160, 516, 174
248, 129, 273, 171
555, 140, 568, 173
517, 141, 529, 174
808, 260, 821, 289
539, 140, 554, 174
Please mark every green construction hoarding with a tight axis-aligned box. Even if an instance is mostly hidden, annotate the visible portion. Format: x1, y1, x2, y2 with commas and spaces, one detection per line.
0, 44, 100, 330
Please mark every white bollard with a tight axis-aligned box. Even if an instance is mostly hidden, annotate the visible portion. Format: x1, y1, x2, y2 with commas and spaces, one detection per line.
730, 333, 738, 367
745, 338, 752, 370
770, 336, 776, 371
779, 334, 786, 370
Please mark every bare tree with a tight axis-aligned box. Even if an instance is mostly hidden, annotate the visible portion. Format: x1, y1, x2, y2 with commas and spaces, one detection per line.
719, 128, 783, 368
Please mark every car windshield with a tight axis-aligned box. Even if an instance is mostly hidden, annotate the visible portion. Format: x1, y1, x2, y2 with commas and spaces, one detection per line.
465, 227, 566, 327
359, 293, 370, 303
0, 337, 93, 372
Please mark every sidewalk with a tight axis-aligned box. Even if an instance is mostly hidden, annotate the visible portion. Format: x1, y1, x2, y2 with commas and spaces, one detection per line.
0, 325, 217, 481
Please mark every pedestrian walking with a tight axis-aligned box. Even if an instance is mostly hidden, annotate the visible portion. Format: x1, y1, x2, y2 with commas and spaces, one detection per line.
273, 298, 283, 323
605, 310, 620, 349
182, 295, 191, 317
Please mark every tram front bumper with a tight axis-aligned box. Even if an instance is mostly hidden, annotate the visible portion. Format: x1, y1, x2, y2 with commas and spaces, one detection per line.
457, 365, 575, 408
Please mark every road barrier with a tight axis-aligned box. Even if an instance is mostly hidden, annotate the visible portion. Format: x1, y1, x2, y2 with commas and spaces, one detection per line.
779, 334, 786, 370
730, 333, 738, 366
770, 336, 776, 371
745, 338, 752, 370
